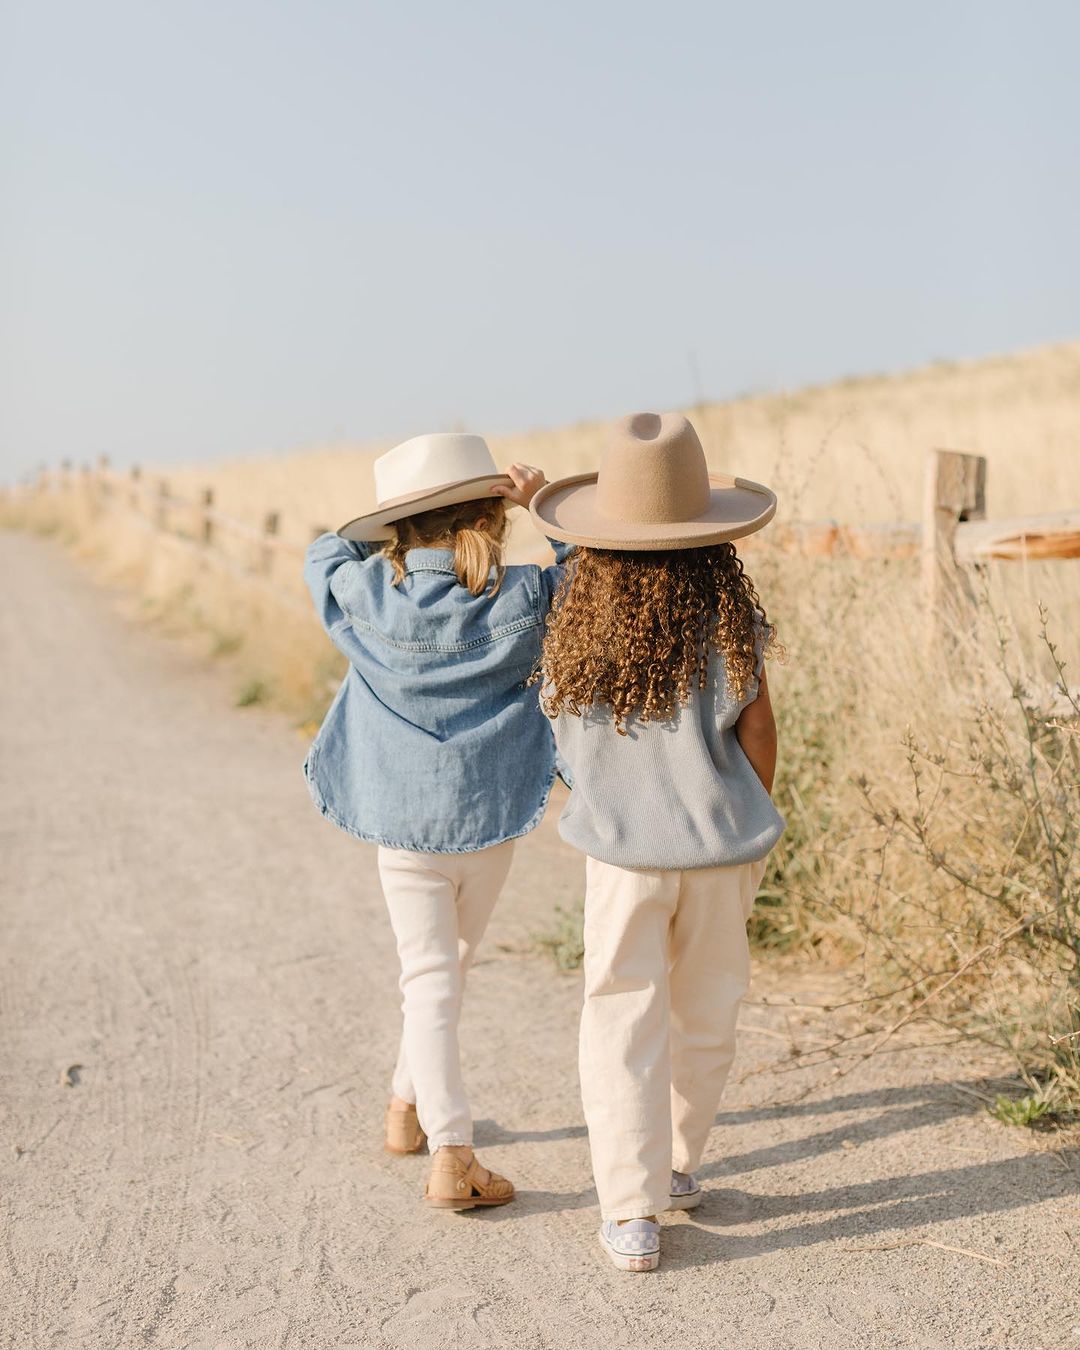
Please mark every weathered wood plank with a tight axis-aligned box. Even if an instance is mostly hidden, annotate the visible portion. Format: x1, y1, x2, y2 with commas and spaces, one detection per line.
921, 447, 987, 614
837, 523, 920, 560
954, 512, 1080, 561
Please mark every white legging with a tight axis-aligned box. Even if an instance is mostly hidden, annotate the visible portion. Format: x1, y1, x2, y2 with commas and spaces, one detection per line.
378, 841, 515, 1152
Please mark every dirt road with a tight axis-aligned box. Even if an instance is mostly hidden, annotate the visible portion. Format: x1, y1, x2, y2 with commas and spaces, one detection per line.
1, 530, 1077, 1349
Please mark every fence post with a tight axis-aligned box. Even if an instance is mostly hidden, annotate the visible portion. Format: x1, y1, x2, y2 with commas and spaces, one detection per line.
921, 449, 987, 647
261, 510, 280, 575
200, 488, 215, 546
60, 459, 72, 492
129, 464, 142, 510
155, 479, 170, 530
97, 454, 110, 504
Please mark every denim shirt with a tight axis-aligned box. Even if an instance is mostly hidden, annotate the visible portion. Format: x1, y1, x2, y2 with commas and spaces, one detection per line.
303, 533, 572, 853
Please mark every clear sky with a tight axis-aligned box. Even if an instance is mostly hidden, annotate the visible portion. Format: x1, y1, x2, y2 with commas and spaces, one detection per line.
2, 0, 1078, 480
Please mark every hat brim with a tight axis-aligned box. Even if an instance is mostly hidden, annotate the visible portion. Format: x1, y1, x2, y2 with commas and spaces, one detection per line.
529, 473, 777, 550
337, 474, 516, 542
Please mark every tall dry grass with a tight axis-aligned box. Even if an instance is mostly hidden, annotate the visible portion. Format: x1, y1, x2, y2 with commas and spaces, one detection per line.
0, 485, 342, 724
4, 341, 1078, 1112
752, 551, 1079, 1114
160, 341, 1080, 557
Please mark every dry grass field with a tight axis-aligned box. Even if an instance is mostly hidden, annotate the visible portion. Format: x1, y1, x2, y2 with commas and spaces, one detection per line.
5, 340, 1079, 1116
157, 340, 1080, 564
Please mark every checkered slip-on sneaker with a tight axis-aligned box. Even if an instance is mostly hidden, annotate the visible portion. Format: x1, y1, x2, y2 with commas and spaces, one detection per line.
599, 1219, 661, 1272
667, 1170, 702, 1211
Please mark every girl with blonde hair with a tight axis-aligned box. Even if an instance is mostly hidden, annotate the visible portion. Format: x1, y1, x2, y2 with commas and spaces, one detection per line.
304, 433, 567, 1211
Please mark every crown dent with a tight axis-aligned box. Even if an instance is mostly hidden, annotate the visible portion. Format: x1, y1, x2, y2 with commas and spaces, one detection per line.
597, 413, 711, 524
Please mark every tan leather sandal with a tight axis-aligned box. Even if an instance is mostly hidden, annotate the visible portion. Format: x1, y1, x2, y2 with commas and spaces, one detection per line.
424, 1150, 515, 1211
384, 1101, 426, 1156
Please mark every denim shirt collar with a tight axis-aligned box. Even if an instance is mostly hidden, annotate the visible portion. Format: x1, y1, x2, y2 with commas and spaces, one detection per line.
403, 548, 457, 575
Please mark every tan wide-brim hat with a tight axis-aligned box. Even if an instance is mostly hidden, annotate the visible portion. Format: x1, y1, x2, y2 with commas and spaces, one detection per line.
337, 432, 513, 542
530, 412, 776, 550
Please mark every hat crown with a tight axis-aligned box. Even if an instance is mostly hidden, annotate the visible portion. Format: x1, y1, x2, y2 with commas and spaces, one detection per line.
374, 433, 497, 506
596, 413, 711, 525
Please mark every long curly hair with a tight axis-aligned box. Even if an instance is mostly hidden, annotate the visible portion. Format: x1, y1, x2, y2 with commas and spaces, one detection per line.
535, 544, 775, 733
382, 498, 508, 597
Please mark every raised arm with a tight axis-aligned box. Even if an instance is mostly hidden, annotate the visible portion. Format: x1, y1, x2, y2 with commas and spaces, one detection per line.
489, 462, 575, 608
540, 537, 576, 609
303, 532, 373, 638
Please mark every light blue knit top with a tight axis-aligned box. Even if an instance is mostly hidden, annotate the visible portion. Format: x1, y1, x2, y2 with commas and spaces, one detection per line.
551, 640, 785, 871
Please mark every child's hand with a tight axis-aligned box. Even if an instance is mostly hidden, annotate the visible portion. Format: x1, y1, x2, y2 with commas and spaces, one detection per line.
491, 463, 546, 509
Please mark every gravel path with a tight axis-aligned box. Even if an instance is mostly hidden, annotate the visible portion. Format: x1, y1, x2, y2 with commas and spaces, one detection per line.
1, 530, 1077, 1349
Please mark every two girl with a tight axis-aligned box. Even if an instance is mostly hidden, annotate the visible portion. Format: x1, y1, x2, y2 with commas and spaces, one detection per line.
304, 415, 781, 1267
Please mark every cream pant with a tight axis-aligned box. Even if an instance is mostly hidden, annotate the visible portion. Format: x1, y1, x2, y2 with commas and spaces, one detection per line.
579, 854, 767, 1220
378, 841, 515, 1152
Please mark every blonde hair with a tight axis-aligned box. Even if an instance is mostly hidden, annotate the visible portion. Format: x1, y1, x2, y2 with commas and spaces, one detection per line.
382, 498, 509, 597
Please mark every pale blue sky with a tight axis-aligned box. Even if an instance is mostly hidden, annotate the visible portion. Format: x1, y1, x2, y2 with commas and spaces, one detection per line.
2, 0, 1078, 479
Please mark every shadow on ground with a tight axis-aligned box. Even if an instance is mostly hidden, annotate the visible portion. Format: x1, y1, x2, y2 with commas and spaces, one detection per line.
474, 1079, 1080, 1262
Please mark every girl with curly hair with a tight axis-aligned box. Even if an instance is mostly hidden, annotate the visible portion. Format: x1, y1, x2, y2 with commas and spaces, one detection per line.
530, 413, 784, 1272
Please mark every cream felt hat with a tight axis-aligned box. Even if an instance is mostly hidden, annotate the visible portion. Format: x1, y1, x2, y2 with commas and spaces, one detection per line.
337, 433, 513, 542
529, 412, 776, 550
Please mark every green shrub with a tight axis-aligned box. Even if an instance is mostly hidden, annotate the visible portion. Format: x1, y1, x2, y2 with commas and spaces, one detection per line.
235, 677, 271, 708
533, 900, 586, 973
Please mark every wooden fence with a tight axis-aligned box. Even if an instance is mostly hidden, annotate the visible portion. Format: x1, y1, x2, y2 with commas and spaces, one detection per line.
37, 457, 323, 570
915, 450, 1079, 647
7, 450, 1079, 613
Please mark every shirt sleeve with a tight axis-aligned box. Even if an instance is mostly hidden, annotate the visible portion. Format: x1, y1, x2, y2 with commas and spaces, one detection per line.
539, 539, 576, 612
303, 532, 372, 638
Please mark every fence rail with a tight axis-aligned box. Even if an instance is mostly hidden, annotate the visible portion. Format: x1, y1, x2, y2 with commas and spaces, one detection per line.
5, 450, 1078, 597
24, 458, 318, 570
953, 512, 1080, 563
